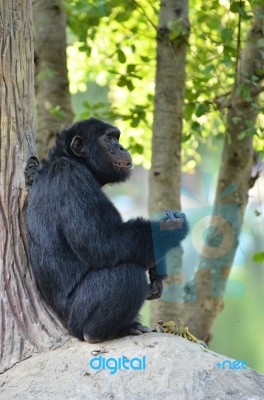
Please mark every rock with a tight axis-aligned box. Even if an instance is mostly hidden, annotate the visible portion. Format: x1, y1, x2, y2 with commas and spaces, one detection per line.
0, 333, 263, 400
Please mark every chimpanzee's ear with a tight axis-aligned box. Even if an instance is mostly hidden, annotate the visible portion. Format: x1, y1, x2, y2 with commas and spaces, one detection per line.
70, 136, 86, 157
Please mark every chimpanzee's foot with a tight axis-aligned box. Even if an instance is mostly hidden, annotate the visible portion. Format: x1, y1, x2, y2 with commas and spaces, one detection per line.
84, 322, 150, 342
122, 322, 150, 336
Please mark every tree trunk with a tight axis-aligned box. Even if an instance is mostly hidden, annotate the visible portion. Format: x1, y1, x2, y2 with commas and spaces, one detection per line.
0, 0, 66, 374
148, 0, 189, 326
182, 5, 264, 342
33, 0, 74, 160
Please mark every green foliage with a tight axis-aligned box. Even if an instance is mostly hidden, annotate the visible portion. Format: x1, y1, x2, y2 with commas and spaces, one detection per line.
80, 100, 116, 121
65, 0, 264, 169
49, 105, 68, 120
117, 49, 127, 64
230, 0, 252, 19
168, 18, 189, 41
65, 0, 157, 167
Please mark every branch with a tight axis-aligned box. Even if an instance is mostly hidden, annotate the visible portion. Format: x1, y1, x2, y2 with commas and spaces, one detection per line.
234, 0, 242, 85
131, 0, 157, 31
214, 83, 264, 111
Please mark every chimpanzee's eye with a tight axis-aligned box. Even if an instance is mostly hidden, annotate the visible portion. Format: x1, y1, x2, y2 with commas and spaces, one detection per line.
106, 134, 119, 142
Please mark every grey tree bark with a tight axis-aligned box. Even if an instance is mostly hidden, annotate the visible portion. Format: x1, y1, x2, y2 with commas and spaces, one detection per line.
0, 0, 66, 374
148, 0, 189, 326
33, 0, 74, 160
182, 5, 264, 342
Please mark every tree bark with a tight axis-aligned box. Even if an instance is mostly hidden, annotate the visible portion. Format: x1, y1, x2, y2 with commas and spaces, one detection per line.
148, 0, 189, 326
33, 0, 74, 160
182, 5, 264, 342
0, 0, 66, 374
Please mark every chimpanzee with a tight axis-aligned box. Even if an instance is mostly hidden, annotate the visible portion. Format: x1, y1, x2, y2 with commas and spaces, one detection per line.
26, 118, 189, 343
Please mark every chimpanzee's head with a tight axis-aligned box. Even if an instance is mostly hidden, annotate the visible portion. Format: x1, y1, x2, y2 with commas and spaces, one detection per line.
55, 118, 133, 185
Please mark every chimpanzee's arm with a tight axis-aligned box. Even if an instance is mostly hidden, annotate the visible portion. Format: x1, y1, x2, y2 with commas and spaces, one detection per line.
62, 208, 155, 270
59, 166, 188, 272
146, 210, 189, 299
58, 168, 155, 268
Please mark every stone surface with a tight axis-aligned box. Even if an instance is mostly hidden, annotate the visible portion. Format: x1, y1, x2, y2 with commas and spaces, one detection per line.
1, 333, 264, 400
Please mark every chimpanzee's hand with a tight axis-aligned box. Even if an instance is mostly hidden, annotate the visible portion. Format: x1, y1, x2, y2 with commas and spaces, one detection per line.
146, 277, 163, 300
159, 210, 186, 232
146, 268, 166, 300
148, 210, 189, 298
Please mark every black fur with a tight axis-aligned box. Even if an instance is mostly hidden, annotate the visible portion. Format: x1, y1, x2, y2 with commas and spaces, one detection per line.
26, 118, 188, 342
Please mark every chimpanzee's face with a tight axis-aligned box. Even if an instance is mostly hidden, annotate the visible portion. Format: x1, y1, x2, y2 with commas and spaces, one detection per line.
69, 118, 133, 185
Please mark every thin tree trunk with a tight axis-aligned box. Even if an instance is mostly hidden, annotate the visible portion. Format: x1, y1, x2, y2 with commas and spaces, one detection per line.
148, 0, 189, 326
0, 0, 66, 374
183, 5, 264, 342
33, 0, 74, 160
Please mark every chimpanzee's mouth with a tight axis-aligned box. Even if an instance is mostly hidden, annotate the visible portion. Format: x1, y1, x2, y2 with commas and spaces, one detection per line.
113, 162, 133, 169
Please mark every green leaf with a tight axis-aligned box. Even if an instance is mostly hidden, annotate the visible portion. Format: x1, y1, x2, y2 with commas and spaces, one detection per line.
117, 49, 126, 63
230, 1, 251, 19
168, 18, 189, 41
93, 102, 107, 109
191, 121, 201, 132
253, 252, 264, 263
147, 94, 153, 101
182, 133, 192, 142
131, 117, 140, 127
215, 133, 224, 140
127, 64, 136, 74
49, 105, 67, 120
116, 11, 130, 23
140, 55, 150, 62
134, 143, 144, 154
117, 76, 127, 87
184, 104, 195, 120
185, 89, 198, 101
224, 45, 237, 57
230, 1, 240, 13
169, 30, 180, 41
238, 7, 252, 20
221, 28, 233, 42
195, 103, 210, 117
126, 80, 135, 91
